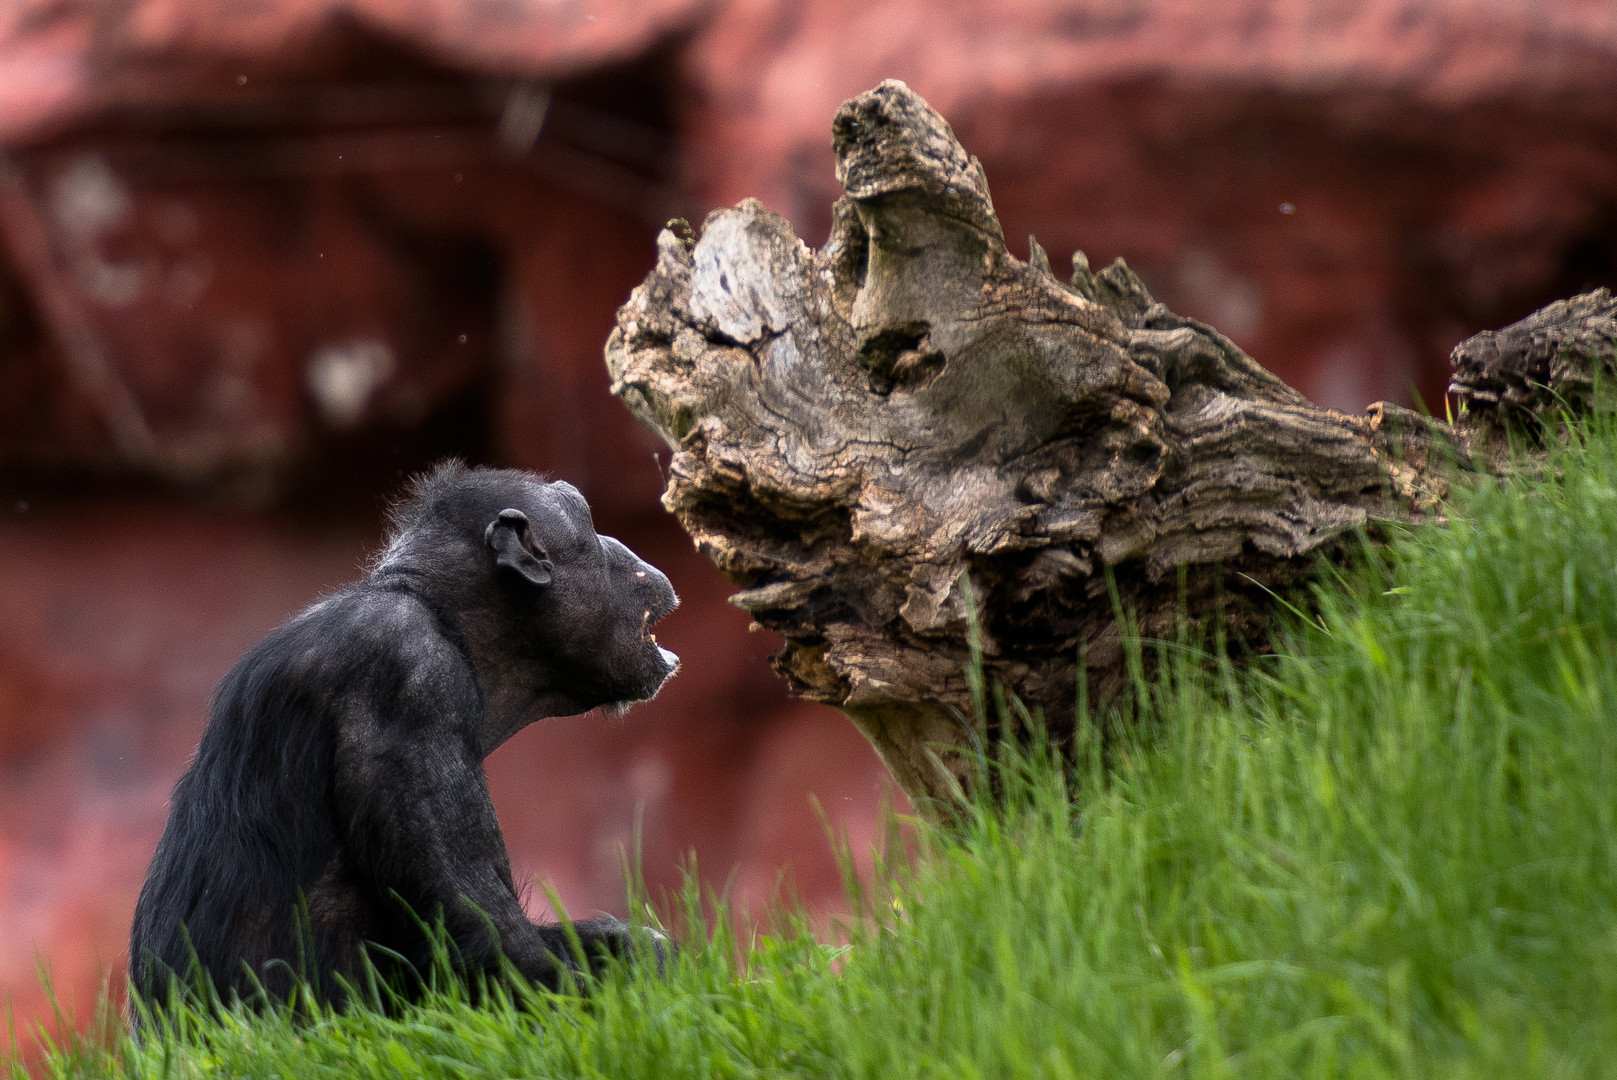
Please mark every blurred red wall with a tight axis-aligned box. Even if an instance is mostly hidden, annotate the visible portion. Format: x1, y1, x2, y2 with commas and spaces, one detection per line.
3, 0, 1617, 1056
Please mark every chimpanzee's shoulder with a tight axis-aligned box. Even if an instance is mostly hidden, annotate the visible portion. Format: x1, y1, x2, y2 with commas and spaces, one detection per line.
252, 583, 472, 688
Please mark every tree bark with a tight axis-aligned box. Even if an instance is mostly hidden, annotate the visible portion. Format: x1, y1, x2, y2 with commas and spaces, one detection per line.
605, 79, 1617, 816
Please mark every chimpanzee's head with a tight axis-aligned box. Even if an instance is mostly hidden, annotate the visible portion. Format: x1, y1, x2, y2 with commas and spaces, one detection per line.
376, 463, 679, 748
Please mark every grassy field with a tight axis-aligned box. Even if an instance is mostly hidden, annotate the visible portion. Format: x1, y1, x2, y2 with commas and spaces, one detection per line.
23, 421, 1617, 1078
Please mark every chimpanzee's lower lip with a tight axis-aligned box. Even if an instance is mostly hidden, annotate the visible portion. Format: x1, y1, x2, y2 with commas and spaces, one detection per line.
605, 647, 679, 714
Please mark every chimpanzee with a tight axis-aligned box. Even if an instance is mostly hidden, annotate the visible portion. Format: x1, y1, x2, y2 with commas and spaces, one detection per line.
128, 462, 680, 1009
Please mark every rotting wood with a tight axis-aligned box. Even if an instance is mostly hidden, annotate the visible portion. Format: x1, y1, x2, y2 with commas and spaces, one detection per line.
606, 79, 1617, 816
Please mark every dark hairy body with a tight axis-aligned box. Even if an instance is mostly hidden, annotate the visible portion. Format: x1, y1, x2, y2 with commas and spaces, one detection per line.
129, 463, 679, 1007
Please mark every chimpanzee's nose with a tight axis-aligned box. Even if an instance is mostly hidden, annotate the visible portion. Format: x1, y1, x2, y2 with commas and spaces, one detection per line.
639, 563, 678, 622
603, 536, 678, 620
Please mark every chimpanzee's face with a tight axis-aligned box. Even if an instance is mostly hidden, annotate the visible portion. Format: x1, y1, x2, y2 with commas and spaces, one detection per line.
483, 480, 679, 716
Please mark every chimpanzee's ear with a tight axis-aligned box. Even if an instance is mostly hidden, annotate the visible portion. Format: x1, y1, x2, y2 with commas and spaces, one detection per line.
483, 508, 553, 586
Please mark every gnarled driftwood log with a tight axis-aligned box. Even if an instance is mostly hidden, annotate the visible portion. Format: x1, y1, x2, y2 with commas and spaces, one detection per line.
606, 80, 1617, 815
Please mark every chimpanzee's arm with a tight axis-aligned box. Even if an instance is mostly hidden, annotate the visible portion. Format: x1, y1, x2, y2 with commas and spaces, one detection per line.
329, 632, 629, 989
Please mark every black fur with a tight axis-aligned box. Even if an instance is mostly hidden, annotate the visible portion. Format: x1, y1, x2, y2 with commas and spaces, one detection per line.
129, 463, 679, 1008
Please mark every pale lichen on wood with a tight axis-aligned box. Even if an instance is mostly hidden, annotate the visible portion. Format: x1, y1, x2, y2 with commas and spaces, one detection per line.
607, 79, 1617, 814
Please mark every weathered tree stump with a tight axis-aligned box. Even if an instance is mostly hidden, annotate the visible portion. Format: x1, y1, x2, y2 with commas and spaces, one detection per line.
606, 79, 1617, 815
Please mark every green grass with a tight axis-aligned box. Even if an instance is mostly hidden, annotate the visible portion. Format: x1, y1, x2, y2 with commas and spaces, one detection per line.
23, 422, 1617, 1078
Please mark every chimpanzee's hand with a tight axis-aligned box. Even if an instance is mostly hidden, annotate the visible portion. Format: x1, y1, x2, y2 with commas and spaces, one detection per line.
553, 917, 675, 980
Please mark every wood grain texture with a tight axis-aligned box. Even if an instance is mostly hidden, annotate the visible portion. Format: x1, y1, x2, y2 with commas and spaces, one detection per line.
607, 79, 1615, 815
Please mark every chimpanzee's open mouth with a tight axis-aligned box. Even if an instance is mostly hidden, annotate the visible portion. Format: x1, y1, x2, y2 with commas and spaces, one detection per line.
603, 608, 680, 718
641, 604, 680, 677
643, 627, 678, 672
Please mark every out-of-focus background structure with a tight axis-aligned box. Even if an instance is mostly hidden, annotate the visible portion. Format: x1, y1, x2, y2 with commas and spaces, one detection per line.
2, 0, 1615, 1052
